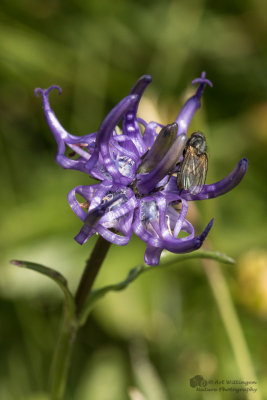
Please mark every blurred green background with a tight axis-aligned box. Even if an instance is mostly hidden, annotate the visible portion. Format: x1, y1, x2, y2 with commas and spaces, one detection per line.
1, 0, 267, 399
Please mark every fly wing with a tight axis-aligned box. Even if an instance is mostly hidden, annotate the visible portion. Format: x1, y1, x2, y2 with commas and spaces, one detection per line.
177, 147, 208, 194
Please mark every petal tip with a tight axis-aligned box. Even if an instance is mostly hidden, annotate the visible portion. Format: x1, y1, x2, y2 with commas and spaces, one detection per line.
34, 85, 62, 99
193, 217, 214, 250
141, 74, 152, 83
74, 232, 88, 245
129, 75, 152, 98
192, 71, 213, 88
47, 85, 62, 95
240, 157, 248, 170
200, 218, 214, 241
34, 87, 42, 98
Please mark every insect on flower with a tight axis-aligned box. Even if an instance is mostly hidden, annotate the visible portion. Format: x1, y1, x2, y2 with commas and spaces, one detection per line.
176, 131, 208, 195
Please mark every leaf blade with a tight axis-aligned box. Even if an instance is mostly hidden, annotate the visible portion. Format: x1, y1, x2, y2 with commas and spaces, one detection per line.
10, 260, 75, 317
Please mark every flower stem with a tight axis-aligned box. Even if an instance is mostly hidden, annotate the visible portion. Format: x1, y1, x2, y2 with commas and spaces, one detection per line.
75, 235, 111, 315
50, 235, 111, 400
50, 310, 77, 400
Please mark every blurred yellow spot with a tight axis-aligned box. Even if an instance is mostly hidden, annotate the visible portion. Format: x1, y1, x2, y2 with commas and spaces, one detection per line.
236, 250, 267, 317
243, 102, 267, 146
128, 387, 146, 400
139, 95, 162, 124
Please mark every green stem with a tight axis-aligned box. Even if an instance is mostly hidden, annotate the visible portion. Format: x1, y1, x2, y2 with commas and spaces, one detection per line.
50, 235, 111, 400
50, 309, 78, 400
75, 235, 111, 315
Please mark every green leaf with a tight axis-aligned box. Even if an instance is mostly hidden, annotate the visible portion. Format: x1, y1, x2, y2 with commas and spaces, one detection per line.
160, 249, 235, 265
79, 249, 234, 325
10, 260, 75, 318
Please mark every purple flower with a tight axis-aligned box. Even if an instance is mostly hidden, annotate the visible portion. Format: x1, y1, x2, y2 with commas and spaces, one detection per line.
35, 72, 247, 266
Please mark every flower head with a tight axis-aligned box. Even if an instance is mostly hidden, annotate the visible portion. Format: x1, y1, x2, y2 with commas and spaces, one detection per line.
35, 72, 247, 265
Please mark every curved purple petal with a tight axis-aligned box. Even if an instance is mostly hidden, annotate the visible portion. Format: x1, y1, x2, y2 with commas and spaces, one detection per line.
165, 203, 191, 234
94, 94, 139, 184
35, 86, 98, 173
97, 225, 132, 245
142, 121, 164, 148
69, 183, 136, 246
175, 71, 213, 135
133, 199, 163, 248
134, 194, 202, 245
136, 117, 147, 128
173, 198, 188, 237
134, 193, 214, 265
76, 206, 135, 245
72, 185, 113, 244
105, 211, 133, 235
155, 195, 194, 244
123, 75, 152, 156
74, 226, 96, 245
144, 246, 163, 266
164, 218, 214, 253
88, 155, 112, 181
111, 139, 139, 163
100, 196, 137, 224
129, 75, 152, 98
165, 158, 248, 201
192, 72, 213, 90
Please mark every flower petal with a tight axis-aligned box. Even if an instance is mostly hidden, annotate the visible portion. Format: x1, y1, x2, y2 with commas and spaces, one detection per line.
164, 218, 214, 253
95, 94, 139, 184
165, 158, 248, 201
142, 121, 164, 148
67, 182, 112, 221
175, 71, 212, 135
144, 246, 163, 266
173, 198, 189, 237
97, 225, 132, 245
133, 192, 213, 265
123, 75, 152, 156
35, 86, 97, 173
69, 183, 137, 245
